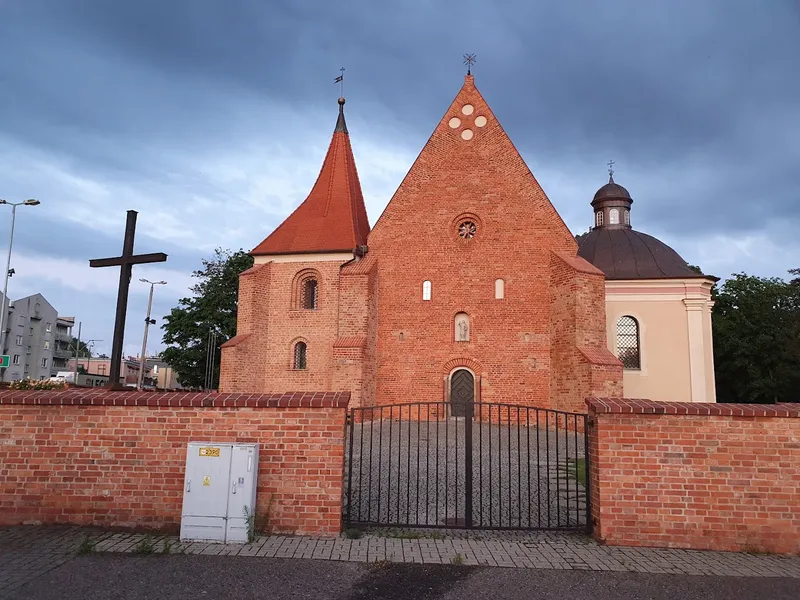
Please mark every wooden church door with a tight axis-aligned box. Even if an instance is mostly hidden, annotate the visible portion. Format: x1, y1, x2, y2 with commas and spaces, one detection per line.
450, 369, 474, 417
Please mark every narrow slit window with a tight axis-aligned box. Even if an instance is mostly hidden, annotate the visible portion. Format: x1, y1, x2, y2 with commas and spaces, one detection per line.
293, 342, 307, 370
495, 279, 504, 299
302, 279, 318, 309
422, 280, 432, 301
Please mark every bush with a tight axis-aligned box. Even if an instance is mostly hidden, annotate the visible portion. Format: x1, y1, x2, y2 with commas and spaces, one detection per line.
9, 378, 67, 391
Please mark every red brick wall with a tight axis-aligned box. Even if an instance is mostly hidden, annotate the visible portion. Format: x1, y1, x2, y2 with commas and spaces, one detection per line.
549, 252, 623, 413
332, 255, 378, 408
588, 398, 800, 554
221, 259, 346, 394
0, 390, 349, 537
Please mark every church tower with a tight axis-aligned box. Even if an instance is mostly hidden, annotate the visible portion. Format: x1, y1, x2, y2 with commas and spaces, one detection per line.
220, 97, 370, 393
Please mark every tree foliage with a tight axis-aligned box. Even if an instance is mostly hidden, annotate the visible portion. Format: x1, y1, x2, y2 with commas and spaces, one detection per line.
70, 338, 93, 358
713, 269, 800, 403
161, 249, 254, 389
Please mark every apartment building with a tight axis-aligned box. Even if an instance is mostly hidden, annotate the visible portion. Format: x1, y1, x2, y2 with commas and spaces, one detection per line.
1, 293, 59, 382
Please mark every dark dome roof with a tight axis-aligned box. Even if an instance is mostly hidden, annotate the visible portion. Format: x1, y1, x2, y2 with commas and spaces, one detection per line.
576, 228, 706, 280
593, 181, 631, 202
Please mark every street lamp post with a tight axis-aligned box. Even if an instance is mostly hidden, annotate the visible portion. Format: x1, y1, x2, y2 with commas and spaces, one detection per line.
137, 279, 166, 390
0, 198, 40, 375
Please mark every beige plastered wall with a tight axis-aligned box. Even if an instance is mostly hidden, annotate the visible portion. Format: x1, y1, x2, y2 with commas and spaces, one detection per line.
605, 278, 716, 403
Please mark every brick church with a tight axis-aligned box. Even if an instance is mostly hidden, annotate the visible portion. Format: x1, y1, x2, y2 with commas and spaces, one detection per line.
220, 75, 717, 411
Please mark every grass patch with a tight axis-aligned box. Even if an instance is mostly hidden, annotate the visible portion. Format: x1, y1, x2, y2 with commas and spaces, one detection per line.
451, 553, 464, 565
567, 458, 587, 487
383, 528, 446, 540
76, 535, 95, 556
134, 536, 156, 555
344, 528, 364, 539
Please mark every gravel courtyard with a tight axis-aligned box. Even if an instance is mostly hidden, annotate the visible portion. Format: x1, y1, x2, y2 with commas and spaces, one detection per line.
345, 416, 587, 530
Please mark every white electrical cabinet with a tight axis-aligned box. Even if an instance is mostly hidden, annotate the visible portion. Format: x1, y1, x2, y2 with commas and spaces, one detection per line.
180, 442, 259, 544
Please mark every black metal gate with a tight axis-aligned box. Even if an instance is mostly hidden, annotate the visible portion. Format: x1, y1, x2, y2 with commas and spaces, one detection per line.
343, 402, 590, 531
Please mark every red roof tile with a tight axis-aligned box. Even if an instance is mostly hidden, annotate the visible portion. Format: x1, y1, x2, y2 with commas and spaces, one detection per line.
251, 99, 370, 255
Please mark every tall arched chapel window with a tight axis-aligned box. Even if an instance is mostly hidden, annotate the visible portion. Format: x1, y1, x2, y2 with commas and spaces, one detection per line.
616, 316, 640, 369
293, 341, 307, 370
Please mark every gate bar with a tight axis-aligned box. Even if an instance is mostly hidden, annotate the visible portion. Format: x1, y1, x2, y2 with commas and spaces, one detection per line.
464, 401, 473, 528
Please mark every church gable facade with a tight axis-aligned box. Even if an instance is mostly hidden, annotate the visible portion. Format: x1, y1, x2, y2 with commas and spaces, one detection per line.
221, 75, 714, 410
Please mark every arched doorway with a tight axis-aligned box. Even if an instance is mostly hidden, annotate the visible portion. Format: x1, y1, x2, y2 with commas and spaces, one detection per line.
450, 369, 474, 417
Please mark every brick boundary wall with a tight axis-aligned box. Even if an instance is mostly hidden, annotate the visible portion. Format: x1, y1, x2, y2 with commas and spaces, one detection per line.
0, 390, 350, 537
587, 398, 800, 554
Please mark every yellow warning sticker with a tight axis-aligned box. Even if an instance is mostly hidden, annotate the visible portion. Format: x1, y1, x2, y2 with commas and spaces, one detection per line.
199, 447, 220, 457
202, 476, 211, 486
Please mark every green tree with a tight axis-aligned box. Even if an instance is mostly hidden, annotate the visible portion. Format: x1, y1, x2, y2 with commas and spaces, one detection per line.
70, 338, 92, 358
161, 249, 254, 389
712, 270, 800, 403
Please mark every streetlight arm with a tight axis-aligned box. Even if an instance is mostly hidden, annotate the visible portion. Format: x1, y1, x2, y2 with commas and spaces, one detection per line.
0, 199, 39, 368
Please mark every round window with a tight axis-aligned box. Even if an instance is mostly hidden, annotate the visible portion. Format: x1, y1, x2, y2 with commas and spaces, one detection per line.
458, 221, 477, 239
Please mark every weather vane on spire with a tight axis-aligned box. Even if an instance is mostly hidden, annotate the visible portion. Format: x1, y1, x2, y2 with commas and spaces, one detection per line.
334, 67, 345, 97
463, 53, 476, 75
607, 159, 615, 181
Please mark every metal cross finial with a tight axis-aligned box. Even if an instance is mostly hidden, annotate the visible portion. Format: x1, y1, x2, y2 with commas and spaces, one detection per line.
463, 54, 476, 75
607, 159, 615, 182
334, 67, 345, 97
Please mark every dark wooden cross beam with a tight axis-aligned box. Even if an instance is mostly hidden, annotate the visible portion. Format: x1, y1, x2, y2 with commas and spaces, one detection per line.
89, 210, 167, 389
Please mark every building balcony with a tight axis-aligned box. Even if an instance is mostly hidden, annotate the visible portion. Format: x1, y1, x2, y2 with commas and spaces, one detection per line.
53, 348, 72, 360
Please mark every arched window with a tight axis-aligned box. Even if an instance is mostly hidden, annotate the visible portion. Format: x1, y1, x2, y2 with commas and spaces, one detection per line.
595, 211, 604, 227
495, 279, 504, 299
623, 209, 630, 225
454, 312, 470, 342
609, 208, 620, 225
616, 316, 640, 369
293, 341, 307, 370
422, 280, 432, 301
292, 269, 321, 310
302, 279, 318, 309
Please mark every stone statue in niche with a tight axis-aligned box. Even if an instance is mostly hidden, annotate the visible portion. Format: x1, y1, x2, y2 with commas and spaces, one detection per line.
455, 313, 470, 342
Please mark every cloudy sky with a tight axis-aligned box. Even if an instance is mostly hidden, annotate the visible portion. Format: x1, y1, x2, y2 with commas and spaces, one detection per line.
0, 0, 798, 358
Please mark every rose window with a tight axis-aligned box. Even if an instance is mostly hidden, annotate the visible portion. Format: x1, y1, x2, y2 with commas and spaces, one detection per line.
458, 221, 477, 239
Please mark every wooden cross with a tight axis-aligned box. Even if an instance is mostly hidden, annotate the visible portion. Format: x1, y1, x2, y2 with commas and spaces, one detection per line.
89, 210, 167, 389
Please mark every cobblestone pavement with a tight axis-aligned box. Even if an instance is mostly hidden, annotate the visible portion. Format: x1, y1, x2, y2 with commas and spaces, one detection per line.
346, 417, 586, 529
2, 525, 799, 595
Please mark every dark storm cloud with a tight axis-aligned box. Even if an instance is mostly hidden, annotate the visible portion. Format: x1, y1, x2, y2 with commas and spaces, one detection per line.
0, 213, 201, 273
4, 0, 798, 236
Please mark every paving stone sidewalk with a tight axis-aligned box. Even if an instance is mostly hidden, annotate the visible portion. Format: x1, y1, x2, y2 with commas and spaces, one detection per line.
2, 525, 799, 595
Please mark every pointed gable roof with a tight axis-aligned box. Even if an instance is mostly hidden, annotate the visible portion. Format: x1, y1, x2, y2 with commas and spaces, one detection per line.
369, 75, 575, 251
251, 98, 370, 256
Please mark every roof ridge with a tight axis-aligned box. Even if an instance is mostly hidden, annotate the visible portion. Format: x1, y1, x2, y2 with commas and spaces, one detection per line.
630, 229, 669, 277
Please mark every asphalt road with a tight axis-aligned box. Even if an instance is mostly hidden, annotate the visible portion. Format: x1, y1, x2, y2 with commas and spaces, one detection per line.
5, 554, 797, 600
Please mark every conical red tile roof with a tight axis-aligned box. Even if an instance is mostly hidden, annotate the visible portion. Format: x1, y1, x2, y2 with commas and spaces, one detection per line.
251, 98, 370, 255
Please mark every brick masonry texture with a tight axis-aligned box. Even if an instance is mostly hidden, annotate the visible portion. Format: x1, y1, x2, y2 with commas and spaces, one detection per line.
222, 75, 623, 411
587, 397, 800, 554
0, 390, 350, 536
